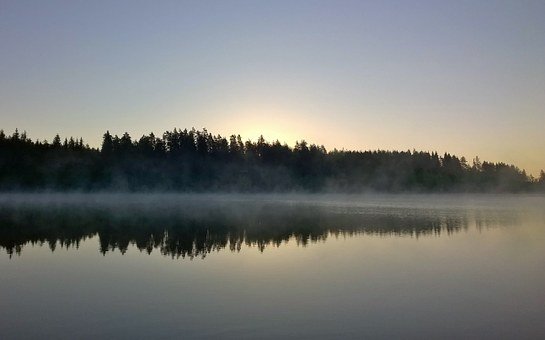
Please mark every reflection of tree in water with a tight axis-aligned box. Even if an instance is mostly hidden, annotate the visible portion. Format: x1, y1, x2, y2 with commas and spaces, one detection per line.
0, 202, 517, 259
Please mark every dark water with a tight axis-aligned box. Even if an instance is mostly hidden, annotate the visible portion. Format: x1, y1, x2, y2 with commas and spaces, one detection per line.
1, 194, 544, 339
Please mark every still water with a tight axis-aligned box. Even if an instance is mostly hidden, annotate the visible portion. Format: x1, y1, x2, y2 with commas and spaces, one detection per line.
1, 194, 544, 339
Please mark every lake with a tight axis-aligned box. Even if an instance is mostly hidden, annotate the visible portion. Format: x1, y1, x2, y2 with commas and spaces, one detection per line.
1, 194, 544, 339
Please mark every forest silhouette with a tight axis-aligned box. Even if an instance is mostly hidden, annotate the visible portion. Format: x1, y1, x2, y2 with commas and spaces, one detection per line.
0, 128, 543, 192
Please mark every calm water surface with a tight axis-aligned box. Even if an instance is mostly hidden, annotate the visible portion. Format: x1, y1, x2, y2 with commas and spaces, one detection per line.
1, 194, 544, 339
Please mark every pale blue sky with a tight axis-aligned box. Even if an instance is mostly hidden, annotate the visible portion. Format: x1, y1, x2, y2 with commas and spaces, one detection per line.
1, 1, 544, 174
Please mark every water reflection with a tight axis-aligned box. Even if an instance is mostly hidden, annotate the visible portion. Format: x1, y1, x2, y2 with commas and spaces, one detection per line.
0, 197, 519, 259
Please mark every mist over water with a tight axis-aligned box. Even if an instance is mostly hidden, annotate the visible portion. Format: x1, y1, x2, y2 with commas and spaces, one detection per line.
0, 193, 529, 257
1, 194, 544, 338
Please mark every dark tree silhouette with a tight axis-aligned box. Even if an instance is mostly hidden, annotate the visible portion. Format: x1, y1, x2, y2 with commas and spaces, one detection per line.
0, 128, 541, 192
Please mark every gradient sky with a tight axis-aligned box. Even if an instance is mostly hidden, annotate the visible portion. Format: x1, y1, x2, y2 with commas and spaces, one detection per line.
1, 1, 544, 174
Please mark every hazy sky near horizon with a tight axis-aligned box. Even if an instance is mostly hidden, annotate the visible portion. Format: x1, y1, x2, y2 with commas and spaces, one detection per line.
1, 1, 544, 174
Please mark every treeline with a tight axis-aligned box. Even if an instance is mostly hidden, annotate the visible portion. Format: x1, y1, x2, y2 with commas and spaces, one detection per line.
0, 128, 543, 192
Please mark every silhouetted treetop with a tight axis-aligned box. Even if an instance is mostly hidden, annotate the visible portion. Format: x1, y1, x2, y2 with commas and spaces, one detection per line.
0, 128, 542, 192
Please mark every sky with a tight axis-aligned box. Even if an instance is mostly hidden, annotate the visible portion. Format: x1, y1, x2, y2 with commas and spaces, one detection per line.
1, 1, 544, 175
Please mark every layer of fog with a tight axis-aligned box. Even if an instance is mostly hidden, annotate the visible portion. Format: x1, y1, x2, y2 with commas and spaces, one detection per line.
0, 192, 542, 211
